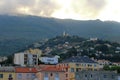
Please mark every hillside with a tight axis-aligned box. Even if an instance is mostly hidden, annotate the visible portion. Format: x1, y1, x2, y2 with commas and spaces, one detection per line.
0, 15, 120, 56
30, 35, 120, 62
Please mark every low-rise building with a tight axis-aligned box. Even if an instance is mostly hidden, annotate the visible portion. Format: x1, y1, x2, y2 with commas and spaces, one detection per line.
0, 56, 7, 62
75, 71, 118, 80
14, 52, 38, 66
15, 67, 37, 80
36, 65, 65, 80
58, 56, 100, 80
0, 67, 15, 80
97, 59, 111, 68
39, 55, 60, 64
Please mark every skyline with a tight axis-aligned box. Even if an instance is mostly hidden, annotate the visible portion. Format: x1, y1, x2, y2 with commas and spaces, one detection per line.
0, 0, 120, 22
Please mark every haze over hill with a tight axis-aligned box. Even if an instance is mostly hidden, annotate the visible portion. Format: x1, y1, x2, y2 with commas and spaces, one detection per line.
0, 15, 120, 42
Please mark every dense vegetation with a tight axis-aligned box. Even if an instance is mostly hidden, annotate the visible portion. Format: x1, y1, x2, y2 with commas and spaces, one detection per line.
1, 35, 120, 65
103, 65, 120, 73
36, 35, 120, 62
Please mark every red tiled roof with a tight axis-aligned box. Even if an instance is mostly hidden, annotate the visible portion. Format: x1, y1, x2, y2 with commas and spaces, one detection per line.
39, 66, 65, 72
15, 67, 37, 73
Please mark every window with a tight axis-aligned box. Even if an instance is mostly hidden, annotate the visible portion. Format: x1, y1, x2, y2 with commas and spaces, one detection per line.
55, 73, 59, 80
66, 74, 68, 77
71, 68, 74, 72
76, 68, 79, 72
32, 74, 36, 78
66, 64, 69, 66
66, 68, 68, 72
76, 74, 79, 78
103, 75, 107, 78
18, 74, 22, 79
85, 74, 87, 78
50, 73, 53, 76
0, 74, 3, 78
44, 73, 48, 80
112, 75, 115, 79
84, 64, 86, 67
26, 74, 30, 78
9, 74, 12, 78
44, 73, 48, 77
76, 64, 79, 67
94, 64, 97, 67
91, 74, 92, 78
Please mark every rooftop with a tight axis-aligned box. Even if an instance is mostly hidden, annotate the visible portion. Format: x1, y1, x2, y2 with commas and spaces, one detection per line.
62, 56, 97, 63
15, 67, 37, 73
0, 67, 15, 72
38, 66, 64, 72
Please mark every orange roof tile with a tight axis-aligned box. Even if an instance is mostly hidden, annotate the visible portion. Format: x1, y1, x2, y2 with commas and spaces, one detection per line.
39, 66, 65, 72
15, 67, 37, 73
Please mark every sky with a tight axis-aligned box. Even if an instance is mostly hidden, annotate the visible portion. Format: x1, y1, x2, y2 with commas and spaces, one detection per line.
0, 0, 120, 22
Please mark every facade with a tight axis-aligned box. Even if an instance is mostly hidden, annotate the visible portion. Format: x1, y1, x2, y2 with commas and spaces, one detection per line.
97, 59, 111, 68
0, 67, 15, 80
39, 56, 59, 64
15, 67, 37, 80
58, 56, 100, 80
75, 71, 118, 80
14, 52, 38, 66
36, 65, 65, 80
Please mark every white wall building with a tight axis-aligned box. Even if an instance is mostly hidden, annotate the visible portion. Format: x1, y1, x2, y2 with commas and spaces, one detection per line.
0, 56, 7, 62
39, 56, 60, 64
14, 52, 38, 66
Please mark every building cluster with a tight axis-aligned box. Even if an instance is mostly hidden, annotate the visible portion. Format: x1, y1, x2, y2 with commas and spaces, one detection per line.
0, 56, 7, 63
0, 52, 120, 80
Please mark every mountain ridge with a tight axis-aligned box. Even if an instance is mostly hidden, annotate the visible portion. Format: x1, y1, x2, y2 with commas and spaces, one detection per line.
0, 15, 120, 42
0, 15, 120, 56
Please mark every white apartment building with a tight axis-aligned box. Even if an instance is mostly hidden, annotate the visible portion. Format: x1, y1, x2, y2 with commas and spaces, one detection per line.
14, 52, 38, 66
39, 55, 60, 64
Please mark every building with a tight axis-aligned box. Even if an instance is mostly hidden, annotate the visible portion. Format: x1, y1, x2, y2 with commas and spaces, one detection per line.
39, 56, 60, 64
0, 56, 7, 62
97, 59, 111, 68
0, 67, 15, 80
14, 53, 38, 66
75, 71, 118, 80
15, 67, 37, 80
58, 56, 100, 80
36, 65, 65, 80
90, 37, 98, 41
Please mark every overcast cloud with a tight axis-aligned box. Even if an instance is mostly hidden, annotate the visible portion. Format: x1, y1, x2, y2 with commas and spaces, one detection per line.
0, 0, 120, 21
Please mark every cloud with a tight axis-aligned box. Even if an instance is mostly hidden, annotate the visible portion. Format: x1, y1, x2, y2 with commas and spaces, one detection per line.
0, 0, 108, 20
0, 0, 60, 16
71, 0, 106, 19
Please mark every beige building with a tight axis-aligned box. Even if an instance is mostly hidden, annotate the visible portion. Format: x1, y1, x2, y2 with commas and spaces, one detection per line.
57, 56, 100, 80
36, 65, 65, 80
0, 67, 16, 80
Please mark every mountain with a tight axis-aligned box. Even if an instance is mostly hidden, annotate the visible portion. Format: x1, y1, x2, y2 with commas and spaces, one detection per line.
0, 15, 120, 56
0, 15, 120, 41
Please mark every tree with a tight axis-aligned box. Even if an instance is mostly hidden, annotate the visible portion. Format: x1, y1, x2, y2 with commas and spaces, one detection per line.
103, 65, 110, 70
67, 47, 77, 56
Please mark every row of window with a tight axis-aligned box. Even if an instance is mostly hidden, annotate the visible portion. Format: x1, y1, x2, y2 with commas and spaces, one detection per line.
70, 68, 94, 72
76, 74, 115, 79
76, 64, 97, 67
17, 74, 36, 79
0, 74, 13, 78
44, 73, 59, 77
59, 63, 97, 67
44, 73, 60, 80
